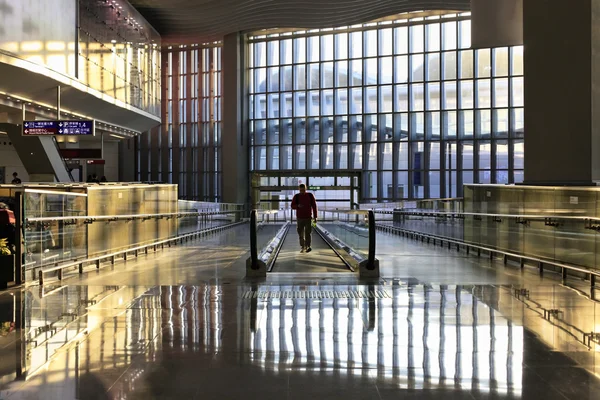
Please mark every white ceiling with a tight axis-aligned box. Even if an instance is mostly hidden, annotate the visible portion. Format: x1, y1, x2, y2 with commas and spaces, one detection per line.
128, 0, 471, 42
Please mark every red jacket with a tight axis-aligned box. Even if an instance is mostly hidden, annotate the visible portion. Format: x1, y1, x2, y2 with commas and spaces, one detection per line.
0, 209, 15, 225
291, 192, 317, 219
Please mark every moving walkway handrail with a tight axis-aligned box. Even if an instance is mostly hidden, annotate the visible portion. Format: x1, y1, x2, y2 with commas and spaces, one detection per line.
368, 211, 376, 270
250, 210, 258, 268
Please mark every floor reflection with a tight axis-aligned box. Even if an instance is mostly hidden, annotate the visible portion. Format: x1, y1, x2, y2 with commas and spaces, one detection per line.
242, 283, 522, 394
2, 282, 600, 399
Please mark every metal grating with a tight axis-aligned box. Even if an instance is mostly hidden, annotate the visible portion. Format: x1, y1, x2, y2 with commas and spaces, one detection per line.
242, 290, 390, 299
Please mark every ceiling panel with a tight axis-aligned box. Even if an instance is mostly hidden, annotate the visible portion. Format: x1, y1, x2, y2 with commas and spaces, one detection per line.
128, 0, 471, 42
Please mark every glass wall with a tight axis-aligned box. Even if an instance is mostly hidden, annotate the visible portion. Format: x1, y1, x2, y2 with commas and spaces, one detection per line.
0, 0, 77, 77
0, 0, 160, 116
78, 0, 161, 115
137, 44, 223, 201
248, 12, 524, 201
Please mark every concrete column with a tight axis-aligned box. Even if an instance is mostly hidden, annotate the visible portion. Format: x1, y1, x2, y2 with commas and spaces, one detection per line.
222, 33, 249, 204
119, 139, 135, 182
523, 0, 600, 185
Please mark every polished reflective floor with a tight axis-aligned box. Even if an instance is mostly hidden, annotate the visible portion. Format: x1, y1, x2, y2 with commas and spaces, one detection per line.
1, 225, 600, 399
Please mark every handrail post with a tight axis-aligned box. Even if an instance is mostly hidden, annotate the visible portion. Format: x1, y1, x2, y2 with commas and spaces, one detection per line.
358, 210, 379, 278
368, 210, 376, 269
250, 210, 258, 267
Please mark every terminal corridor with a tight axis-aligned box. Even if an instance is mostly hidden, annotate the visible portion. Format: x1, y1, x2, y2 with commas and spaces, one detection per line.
1, 224, 599, 399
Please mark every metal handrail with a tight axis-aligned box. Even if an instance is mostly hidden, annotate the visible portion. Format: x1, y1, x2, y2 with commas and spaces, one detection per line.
374, 209, 600, 223
376, 222, 600, 288
37, 221, 246, 285
320, 208, 370, 215
25, 210, 242, 224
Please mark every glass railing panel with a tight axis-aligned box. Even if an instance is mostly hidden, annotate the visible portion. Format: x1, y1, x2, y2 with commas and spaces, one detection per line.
319, 210, 371, 262
177, 201, 244, 235
23, 189, 87, 270
20, 184, 245, 274
85, 185, 178, 257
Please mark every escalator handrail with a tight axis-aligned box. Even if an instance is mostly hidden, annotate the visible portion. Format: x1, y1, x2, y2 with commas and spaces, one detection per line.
250, 210, 258, 268
52, 136, 75, 182
368, 211, 376, 270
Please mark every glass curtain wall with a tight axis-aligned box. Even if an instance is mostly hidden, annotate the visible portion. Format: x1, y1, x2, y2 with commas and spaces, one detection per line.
78, 0, 161, 115
137, 44, 223, 201
248, 12, 524, 201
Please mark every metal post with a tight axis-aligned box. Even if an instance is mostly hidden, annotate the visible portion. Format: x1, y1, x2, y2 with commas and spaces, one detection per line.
57, 85, 61, 120
14, 191, 23, 285
15, 290, 24, 379
250, 210, 258, 269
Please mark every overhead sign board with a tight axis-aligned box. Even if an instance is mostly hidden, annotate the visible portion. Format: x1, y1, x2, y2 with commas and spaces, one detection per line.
22, 121, 58, 135
59, 120, 94, 135
23, 120, 95, 136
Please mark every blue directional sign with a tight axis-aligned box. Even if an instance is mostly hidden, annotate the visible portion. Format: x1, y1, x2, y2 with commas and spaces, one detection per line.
58, 120, 95, 135
23, 120, 95, 136
22, 121, 59, 135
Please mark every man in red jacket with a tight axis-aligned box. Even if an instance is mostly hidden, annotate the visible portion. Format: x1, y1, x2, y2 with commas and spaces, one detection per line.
291, 184, 318, 253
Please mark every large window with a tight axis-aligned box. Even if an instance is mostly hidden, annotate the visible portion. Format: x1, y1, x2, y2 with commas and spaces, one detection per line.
248, 12, 524, 201
137, 44, 222, 201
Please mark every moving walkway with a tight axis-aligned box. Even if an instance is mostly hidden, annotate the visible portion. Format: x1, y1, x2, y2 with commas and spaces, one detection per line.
246, 209, 379, 278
